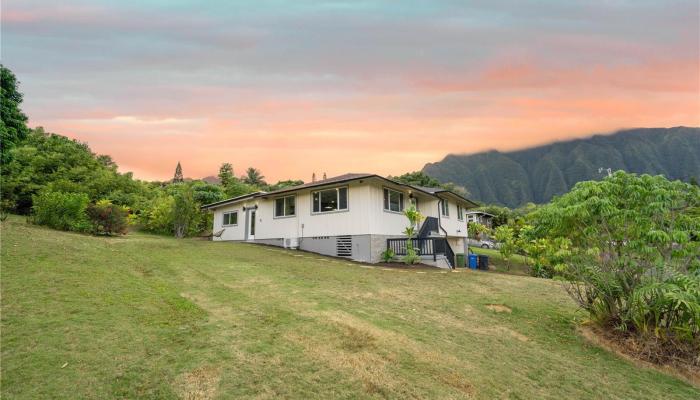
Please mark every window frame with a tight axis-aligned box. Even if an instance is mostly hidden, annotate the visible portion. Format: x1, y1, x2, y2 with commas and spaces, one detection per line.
440, 198, 450, 217
311, 186, 349, 214
273, 195, 296, 218
382, 187, 405, 214
222, 211, 238, 226
457, 204, 464, 221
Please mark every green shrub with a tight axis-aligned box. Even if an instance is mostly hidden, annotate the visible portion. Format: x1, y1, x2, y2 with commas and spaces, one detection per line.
32, 191, 90, 232
530, 172, 700, 347
87, 200, 129, 235
380, 248, 395, 263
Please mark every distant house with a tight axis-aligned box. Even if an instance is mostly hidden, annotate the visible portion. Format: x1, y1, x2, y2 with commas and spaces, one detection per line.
465, 211, 494, 229
201, 173, 478, 268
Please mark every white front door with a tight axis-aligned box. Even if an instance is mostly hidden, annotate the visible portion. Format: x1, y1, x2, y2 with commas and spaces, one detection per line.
247, 210, 256, 240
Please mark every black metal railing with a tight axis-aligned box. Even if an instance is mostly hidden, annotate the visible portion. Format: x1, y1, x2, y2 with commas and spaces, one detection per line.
387, 237, 455, 267
418, 216, 439, 238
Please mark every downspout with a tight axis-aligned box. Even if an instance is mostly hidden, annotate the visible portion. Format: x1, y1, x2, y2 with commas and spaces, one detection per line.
436, 196, 454, 269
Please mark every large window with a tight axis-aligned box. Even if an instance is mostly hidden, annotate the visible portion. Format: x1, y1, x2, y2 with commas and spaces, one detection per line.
312, 187, 348, 213
440, 199, 449, 217
383, 188, 404, 212
223, 211, 238, 226
274, 195, 296, 217
457, 205, 464, 220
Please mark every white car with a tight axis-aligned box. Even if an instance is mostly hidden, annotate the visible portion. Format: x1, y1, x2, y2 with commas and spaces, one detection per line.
478, 240, 497, 249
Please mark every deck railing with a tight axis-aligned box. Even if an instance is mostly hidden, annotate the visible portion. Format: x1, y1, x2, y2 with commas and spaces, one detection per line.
386, 237, 455, 267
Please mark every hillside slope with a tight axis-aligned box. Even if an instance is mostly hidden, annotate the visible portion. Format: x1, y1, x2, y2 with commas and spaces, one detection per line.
423, 127, 700, 207
1, 217, 698, 399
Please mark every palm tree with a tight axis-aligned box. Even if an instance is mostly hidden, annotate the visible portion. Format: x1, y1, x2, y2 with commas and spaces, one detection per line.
243, 167, 266, 186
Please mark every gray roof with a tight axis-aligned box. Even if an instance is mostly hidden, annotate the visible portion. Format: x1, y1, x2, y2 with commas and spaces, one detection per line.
260, 173, 375, 197
201, 173, 479, 210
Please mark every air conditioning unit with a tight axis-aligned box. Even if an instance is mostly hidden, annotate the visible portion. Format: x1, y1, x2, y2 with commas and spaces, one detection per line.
284, 237, 299, 249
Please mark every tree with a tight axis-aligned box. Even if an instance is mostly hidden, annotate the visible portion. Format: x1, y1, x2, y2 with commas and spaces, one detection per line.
530, 171, 700, 346
218, 163, 234, 187
391, 171, 442, 188
493, 225, 516, 270
173, 162, 184, 183
172, 185, 199, 238
0, 65, 30, 163
243, 167, 266, 186
1, 127, 151, 214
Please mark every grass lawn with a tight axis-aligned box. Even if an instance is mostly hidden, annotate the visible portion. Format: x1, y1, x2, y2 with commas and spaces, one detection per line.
2, 215, 698, 399
469, 247, 531, 276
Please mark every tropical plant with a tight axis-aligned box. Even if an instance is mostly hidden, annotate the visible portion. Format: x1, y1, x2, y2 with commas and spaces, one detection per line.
402, 204, 424, 264
530, 171, 700, 347
243, 167, 266, 186
380, 248, 395, 263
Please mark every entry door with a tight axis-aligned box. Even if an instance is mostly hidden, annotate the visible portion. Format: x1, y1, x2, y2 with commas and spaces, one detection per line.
248, 210, 256, 240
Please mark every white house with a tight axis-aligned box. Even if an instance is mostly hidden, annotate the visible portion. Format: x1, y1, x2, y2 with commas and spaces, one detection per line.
201, 173, 478, 268
465, 211, 495, 229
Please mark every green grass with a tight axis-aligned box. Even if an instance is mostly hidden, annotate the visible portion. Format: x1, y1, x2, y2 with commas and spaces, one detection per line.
470, 247, 531, 275
2, 215, 697, 399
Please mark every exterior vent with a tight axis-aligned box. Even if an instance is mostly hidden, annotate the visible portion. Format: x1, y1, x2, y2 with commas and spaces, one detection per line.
284, 237, 299, 249
336, 236, 352, 257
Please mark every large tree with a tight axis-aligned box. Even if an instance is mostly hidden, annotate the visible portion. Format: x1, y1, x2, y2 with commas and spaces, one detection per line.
0, 65, 30, 163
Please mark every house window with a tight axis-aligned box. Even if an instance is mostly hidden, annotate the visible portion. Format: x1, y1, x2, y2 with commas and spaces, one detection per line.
274, 195, 296, 217
440, 199, 449, 217
312, 187, 348, 213
223, 211, 238, 226
457, 205, 464, 221
383, 188, 404, 212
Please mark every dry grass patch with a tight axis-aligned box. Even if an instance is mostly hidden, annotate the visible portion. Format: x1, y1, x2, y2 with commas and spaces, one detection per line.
485, 304, 512, 313
174, 365, 222, 400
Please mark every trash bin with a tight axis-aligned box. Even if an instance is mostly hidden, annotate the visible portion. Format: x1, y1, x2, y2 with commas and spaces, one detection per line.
468, 254, 478, 269
478, 255, 489, 270
456, 253, 466, 268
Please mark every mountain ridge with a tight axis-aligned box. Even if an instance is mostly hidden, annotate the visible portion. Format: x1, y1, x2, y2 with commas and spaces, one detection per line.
422, 127, 700, 207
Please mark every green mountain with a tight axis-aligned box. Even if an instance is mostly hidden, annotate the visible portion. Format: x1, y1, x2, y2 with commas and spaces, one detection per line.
422, 127, 700, 207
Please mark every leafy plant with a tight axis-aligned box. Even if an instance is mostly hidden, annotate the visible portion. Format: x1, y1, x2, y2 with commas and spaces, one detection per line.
380, 248, 395, 263
87, 200, 129, 235
467, 222, 489, 240
402, 204, 424, 265
493, 225, 515, 270
530, 171, 700, 347
32, 191, 90, 232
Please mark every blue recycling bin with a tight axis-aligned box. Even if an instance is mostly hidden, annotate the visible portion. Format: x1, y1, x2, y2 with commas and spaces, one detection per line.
468, 254, 478, 269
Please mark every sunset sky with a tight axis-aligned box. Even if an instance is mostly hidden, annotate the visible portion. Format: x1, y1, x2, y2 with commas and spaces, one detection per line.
3, 0, 699, 182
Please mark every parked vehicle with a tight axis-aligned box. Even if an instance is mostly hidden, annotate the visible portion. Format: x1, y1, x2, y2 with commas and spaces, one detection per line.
479, 240, 496, 249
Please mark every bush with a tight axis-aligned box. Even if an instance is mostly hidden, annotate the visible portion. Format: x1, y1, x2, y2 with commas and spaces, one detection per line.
87, 200, 129, 235
380, 248, 395, 263
32, 191, 90, 232
531, 172, 700, 350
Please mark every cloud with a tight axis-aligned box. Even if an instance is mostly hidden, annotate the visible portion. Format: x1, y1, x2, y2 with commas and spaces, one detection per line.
3, 0, 699, 181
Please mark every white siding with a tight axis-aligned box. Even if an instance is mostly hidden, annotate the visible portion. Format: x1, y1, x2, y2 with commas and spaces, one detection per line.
209, 178, 473, 242
435, 197, 469, 238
